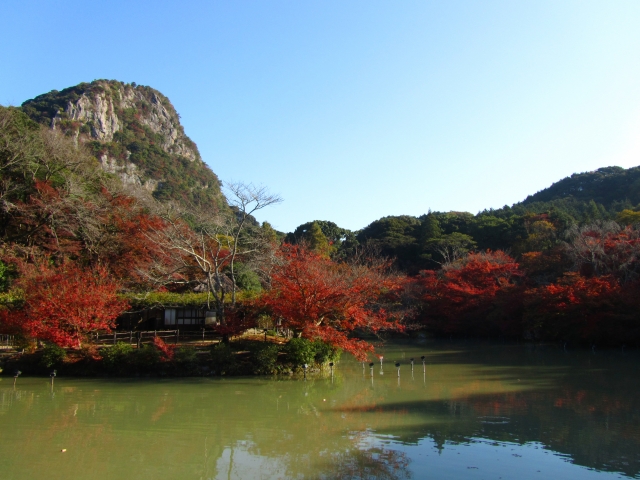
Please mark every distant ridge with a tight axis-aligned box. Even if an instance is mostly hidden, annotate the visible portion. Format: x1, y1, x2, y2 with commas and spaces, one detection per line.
521, 166, 640, 209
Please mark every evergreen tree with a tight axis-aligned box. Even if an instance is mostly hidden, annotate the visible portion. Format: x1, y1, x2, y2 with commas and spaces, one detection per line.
307, 222, 332, 257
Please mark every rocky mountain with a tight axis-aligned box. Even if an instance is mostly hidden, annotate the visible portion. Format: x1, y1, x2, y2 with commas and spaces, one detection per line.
21, 80, 224, 208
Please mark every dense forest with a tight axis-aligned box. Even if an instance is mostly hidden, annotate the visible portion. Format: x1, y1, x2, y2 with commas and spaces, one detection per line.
2, 81, 640, 361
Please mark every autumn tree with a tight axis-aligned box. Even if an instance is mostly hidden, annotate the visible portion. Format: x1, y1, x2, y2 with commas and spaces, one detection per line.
519, 222, 640, 345
90, 187, 181, 291
564, 221, 640, 282
522, 273, 640, 345
415, 251, 522, 337
0, 106, 107, 258
258, 245, 405, 359
0, 263, 129, 347
0, 104, 170, 291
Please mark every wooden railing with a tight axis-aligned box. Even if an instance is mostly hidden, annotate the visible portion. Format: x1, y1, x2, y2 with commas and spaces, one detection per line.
93, 330, 222, 346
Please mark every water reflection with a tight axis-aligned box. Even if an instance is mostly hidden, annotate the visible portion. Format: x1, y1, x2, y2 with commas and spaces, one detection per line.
0, 341, 639, 479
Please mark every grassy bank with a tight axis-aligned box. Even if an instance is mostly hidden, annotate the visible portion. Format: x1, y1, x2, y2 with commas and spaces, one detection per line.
0, 337, 341, 378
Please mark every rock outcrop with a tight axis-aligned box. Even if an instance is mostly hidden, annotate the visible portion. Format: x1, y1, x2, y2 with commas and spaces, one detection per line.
21, 80, 222, 207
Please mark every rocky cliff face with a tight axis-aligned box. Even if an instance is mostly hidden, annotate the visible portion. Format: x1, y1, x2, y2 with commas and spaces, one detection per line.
21, 80, 223, 207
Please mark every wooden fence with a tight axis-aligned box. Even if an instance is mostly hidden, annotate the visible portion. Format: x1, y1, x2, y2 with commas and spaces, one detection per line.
93, 330, 222, 347
0, 328, 285, 352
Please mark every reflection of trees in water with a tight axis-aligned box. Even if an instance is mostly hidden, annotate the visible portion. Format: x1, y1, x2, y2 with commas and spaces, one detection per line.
232, 379, 411, 479
356, 344, 640, 478
0, 377, 411, 479
3, 345, 640, 479
317, 444, 411, 480
385, 390, 640, 478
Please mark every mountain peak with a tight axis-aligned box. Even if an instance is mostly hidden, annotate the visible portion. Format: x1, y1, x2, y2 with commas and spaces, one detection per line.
21, 80, 223, 207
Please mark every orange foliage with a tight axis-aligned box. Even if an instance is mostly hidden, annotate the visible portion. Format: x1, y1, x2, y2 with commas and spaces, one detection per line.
257, 245, 404, 359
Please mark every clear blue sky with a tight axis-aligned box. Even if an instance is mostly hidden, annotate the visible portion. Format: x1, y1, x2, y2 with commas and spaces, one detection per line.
2, 1, 640, 232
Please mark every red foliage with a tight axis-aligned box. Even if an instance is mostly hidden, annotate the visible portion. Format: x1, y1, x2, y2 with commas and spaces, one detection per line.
566, 224, 640, 282
0, 263, 129, 347
152, 337, 175, 361
211, 305, 257, 338
523, 274, 640, 344
415, 251, 523, 336
258, 245, 404, 359
97, 188, 179, 288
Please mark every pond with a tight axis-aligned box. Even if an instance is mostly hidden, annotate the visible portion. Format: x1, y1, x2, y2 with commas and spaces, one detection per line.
1, 340, 639, 479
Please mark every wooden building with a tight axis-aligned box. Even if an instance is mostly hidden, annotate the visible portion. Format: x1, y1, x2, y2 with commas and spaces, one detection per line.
117, 306, 218, 331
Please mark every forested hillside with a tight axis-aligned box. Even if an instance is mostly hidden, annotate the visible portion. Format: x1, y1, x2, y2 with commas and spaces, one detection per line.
521, 166, 640, 209
286, 166, 640, 273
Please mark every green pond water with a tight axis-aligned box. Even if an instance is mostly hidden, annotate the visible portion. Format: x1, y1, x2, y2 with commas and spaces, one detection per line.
1, 340, 639, 479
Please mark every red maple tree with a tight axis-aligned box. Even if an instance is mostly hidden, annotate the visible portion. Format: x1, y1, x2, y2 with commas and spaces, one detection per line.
416, 251, 523, 336
258, 245, 404, 359
0, 263, 129, 347
523, 273, 640, 345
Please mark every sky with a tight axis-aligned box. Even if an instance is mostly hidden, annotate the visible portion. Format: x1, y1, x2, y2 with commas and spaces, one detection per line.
2, 1, 640, 233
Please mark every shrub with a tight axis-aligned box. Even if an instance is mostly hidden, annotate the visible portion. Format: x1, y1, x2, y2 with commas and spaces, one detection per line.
41, 343, 67, 368
313, 340, 341, 365
251, 343, 280, 374
210, 343, 235, 373
133, 344, 161, 371
285, 337, 316, 366
174, 346, 198, 365
100, 342, 134, 371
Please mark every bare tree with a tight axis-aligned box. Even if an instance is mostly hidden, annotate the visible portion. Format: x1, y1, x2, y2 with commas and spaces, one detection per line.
224, 182, 282, 304
564, 221, 618, 276
148, 183, 282, 337
565, 221, 640, 282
